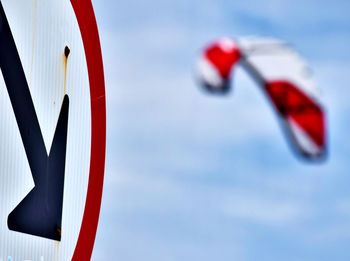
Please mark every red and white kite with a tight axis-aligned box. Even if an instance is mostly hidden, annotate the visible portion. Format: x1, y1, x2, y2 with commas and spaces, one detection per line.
197, 37, 327, 160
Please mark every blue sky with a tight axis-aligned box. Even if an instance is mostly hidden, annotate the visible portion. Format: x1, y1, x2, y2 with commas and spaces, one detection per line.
91, 0, 350, 260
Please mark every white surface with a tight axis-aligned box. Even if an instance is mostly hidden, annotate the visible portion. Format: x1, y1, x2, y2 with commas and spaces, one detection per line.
238, 37, 321, 103
197, 56, 224, 89
216, 37, 239, 53
288, 117, 322, 156
0, 0, 91, 260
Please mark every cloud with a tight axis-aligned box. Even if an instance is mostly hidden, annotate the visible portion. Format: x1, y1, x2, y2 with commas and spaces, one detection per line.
221, 193, 310, 226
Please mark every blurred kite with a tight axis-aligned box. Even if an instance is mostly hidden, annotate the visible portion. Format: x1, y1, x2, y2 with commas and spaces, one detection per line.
197, 37, 327, 161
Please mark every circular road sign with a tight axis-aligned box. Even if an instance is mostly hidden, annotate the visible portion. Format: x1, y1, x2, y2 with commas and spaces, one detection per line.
0, 0, 106, 260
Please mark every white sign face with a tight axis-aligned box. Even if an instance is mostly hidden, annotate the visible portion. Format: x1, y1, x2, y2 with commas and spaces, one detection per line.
0, 0, 105, 260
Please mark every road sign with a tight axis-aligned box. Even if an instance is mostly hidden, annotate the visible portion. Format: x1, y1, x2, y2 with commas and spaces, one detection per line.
0, 0, 106, 260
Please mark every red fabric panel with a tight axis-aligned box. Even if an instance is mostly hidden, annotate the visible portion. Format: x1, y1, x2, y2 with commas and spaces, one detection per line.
204, 41, 241, 79
266, 80, 325, 147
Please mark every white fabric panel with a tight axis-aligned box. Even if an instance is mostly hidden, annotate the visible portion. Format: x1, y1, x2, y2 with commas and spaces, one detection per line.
238, 37, 321, 103
288, 117, 322, 156
197, 56, 225, 90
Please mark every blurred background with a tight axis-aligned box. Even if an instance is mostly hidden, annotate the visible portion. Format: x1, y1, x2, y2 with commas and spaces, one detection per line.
91, 0, 350, 260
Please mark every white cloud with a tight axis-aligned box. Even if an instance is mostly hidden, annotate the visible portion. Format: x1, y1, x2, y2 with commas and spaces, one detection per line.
221, 191, 311, 226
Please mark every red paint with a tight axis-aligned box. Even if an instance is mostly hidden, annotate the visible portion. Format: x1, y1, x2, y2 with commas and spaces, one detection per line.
70, 0, 106, 260
204, 41, 241, 79
266, 80, 325, 148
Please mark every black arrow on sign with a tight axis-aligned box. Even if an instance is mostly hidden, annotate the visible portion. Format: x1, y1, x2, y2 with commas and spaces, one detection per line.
0, 3, 69, 241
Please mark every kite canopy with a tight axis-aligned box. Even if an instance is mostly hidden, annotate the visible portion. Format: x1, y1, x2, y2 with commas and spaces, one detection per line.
197, 37, 327, 161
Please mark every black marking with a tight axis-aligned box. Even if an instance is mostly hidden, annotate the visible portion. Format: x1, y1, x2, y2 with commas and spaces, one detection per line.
0, 3, 69, 241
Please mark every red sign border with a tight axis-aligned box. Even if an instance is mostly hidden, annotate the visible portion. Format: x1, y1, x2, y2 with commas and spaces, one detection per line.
70, 0, 106, 260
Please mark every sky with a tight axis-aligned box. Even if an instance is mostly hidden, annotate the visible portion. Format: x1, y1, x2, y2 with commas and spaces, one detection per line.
90, 0, 350, 260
